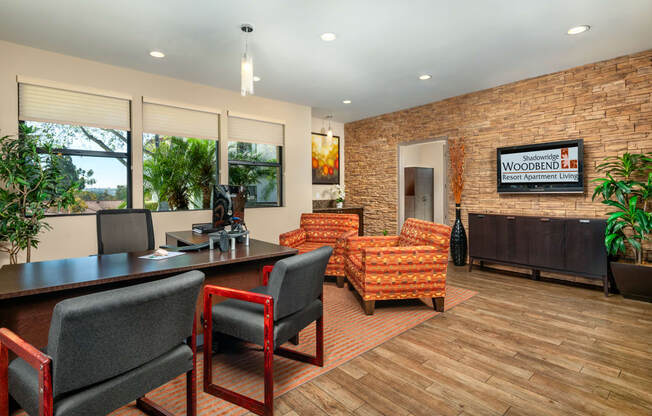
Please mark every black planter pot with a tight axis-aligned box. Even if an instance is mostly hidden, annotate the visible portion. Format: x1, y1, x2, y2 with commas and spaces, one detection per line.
610, 261, 652, 302
450, 204, 467, 266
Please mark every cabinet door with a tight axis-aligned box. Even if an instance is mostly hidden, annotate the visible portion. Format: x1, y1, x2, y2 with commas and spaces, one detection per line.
525, 217, 565, 269
495, 216, 529, 264
565, 219, 607, 277
469, 214, 497, 260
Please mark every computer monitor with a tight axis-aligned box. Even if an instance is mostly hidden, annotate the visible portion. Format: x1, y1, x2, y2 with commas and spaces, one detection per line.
212, 185, 246, 228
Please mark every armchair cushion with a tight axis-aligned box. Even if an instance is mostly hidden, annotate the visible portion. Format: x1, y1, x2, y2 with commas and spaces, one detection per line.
295, 241, 330, 254
9, 344, 192, 416
211, 285, 323, 348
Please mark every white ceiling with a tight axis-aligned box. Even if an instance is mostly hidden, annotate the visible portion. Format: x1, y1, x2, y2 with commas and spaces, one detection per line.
0, 0, 651, 123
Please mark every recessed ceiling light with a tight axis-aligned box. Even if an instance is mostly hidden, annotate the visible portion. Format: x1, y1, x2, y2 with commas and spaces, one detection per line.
149, 50, 165, 58
419, 74, 432, 80
342, 100, 351, 104
320, 32, 337, 42
567, 25, 590, 35
253, 76, 261, 82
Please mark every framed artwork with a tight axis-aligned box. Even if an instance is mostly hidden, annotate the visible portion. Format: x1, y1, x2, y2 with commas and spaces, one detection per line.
311, 132, 340, 184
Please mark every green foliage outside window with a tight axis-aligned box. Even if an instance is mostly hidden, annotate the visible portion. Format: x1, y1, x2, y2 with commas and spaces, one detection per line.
228, 142, 281, 207
0, 124, 81, 263
143, 135, 217, 211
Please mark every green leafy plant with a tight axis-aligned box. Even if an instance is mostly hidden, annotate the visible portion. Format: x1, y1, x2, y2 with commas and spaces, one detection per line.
143, 136, 217, 211
143, 137, 193, 210
186, 139, 217, 209
592, 152, 652, 264
0, 125, 81, 264
227, 142, 278, 204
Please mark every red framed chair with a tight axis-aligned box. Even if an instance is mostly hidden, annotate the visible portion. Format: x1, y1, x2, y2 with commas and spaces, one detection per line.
1, 271, 203, 416
202, 246, 332, 416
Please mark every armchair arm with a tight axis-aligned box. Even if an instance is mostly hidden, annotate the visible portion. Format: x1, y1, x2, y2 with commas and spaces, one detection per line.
0, 328, 53, 416
279, 228, 306, 248
262, 265, 274, 286
335, 230, 358, 256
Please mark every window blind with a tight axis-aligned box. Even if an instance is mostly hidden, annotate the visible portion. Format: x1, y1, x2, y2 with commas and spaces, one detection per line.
142, 101, 220, 140
18, 83, 131, 131
228, 116, 284, 146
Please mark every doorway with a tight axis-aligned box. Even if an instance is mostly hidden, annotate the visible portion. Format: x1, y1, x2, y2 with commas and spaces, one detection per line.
398, 139, 447, 231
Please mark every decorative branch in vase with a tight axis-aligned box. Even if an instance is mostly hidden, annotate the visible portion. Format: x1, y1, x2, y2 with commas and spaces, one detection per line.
449, 137, 467, 266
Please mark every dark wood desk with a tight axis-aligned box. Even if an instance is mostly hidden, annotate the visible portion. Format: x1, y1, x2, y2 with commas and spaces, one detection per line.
0, 234, 297, 349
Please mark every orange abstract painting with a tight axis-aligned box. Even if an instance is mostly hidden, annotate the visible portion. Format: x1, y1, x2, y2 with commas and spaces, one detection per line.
312, 132, 340, 184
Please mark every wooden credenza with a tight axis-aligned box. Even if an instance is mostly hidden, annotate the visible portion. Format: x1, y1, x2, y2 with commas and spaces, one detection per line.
468, 213, 609, 295
312, 206, 364, 236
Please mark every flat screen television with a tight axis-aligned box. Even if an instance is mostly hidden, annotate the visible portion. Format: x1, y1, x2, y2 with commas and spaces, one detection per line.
497, 139, 584, 194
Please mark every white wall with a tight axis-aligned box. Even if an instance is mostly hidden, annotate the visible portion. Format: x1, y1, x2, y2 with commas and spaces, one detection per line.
0, 40, 313, 264
398, 140, 447, 230
310, 117, 345, 201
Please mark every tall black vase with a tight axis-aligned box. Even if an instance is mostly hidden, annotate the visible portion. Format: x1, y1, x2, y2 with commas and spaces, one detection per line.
450, 204, 467, 266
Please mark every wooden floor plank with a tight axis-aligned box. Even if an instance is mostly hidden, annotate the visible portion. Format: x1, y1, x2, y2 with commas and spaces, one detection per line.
273, 266, 652, 416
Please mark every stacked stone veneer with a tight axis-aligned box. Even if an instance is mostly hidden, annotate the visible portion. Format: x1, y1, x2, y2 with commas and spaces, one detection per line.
345, 49, 652, 264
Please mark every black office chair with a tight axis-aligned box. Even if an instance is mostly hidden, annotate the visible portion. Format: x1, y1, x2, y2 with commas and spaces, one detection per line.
96, 209, 155, 254
203, 246, 333, 416
1, 271, 204, 416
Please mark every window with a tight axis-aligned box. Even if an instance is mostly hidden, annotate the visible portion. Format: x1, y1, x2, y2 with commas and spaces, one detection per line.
142, 134, 217, 211
18, 81, 132, 215
18, 121, 131, 214
142, 99, 220, 211
227, 116, 284, 207
228, 142, 282, 207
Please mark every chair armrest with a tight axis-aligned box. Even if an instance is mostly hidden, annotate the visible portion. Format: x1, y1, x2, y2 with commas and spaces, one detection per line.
0, 328, 50, 369
346, 235, 400, 257
202, 285, 275, 393
0, 328, 53, 416
279, 228, 306, 248
262, 265, 274, 286
204, 285, 273, 305
335, 230, 359, 256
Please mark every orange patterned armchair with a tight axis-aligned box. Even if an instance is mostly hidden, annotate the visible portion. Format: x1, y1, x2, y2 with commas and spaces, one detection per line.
279, 213, 359, 284
344, 218, 451, 315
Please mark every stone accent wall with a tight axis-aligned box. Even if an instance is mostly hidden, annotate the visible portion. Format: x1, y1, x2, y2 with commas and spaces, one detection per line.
345, 49, 651, 261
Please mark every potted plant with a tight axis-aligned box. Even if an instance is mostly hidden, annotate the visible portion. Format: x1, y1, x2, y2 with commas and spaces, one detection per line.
449, 137, 467, 266
592, 152, 651, 301
0, 125, 81, 264
332, 184, 345, 208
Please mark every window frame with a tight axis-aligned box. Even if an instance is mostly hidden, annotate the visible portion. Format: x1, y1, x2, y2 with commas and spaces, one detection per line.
141, 133, 220, 213
19, 120, 133, 217
227, 142, 284, 208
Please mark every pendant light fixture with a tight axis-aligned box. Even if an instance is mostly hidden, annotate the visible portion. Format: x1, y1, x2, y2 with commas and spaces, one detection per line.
240, 24, 254, 96
326, 115, 334, 139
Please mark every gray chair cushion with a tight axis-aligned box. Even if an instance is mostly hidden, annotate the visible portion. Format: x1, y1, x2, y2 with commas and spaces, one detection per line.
211, 285, 323, 348
46, 271, 203, 398
266, 246, 332, 320
96, 209, 154, 255
9, 344, 192, 416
